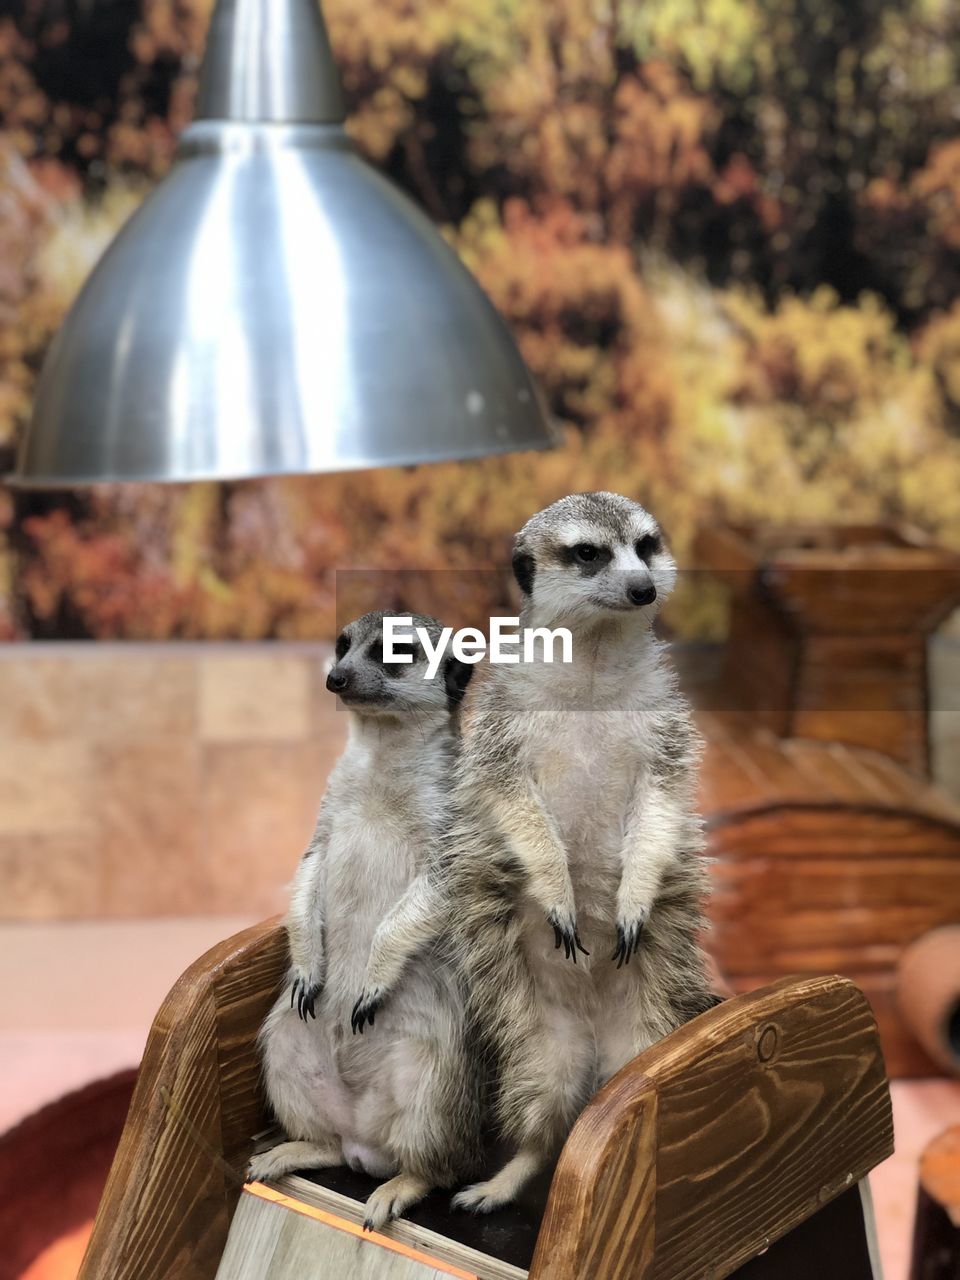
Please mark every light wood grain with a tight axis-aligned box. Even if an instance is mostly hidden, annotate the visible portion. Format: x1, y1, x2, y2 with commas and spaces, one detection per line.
273, 1175, 526, 1280
217, 1191, 462, 1280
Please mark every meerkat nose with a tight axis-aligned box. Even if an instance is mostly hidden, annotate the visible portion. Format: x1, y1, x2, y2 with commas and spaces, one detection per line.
326, 669, 350, 693
626, 582, 657, 607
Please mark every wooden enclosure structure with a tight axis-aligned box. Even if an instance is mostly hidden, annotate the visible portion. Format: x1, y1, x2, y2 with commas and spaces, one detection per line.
695, 522, 960, 1077
78, 919, 893, 1280
695, 522, 960, 774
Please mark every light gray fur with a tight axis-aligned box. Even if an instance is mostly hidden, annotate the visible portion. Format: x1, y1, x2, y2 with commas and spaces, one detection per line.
450, 493, 715, 1209
249, 611, 482, 1231
357, 494, 715, 1212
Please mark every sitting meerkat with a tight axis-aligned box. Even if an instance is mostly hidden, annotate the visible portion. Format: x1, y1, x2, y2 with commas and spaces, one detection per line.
353, 493, 715, 1213
248, 611, 481, 1231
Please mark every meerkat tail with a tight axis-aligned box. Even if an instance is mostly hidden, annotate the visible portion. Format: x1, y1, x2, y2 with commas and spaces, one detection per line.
362, 1172, 433, 1232
451, 1147, 543, 1213
247, 1138, 342, 1183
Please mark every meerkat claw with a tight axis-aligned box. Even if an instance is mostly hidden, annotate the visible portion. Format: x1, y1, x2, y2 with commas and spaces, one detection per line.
291, 977, 321, 1021
612, 918, 646, 968
351, 990, 383, 1035
546, 910, 589, 963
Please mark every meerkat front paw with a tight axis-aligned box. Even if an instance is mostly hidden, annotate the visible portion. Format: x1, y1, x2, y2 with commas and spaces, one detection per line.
546, 909, 589, 963
611, 911, 648, 968
248, 1146, 298, 1182
351, 988, 384, 1035
362, 1173, 431, 1231
290, 972, 323, 1021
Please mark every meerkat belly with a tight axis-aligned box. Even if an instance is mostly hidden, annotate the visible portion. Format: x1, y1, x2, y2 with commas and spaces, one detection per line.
532, 716, 637, 919
322, 820, 421, 999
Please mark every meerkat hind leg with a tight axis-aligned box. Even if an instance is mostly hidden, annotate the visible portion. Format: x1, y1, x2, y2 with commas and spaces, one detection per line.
247, 1137, 342, 1183
452, 1146, 543, 1213
363, 1172, 432, 1232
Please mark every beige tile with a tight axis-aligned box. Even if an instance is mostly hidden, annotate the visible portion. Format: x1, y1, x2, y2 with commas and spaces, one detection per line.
0, 832, 102, 919
311, 667, 350, 746
0, 916, 257, 1033
199, 654, 312, 743
201, 743, 321, 913
79, 655, 197, 740
0, 741, 95, 835
0, 654, 196, 741
95, 741, 209, 915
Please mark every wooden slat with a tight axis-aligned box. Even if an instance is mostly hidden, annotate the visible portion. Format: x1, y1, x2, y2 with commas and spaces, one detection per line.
214, 923, 289, 1170
529, 975, 893, 1280
78, 919, 287, 1280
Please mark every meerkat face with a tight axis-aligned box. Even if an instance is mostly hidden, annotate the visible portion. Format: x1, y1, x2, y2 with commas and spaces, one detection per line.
512, 492, 676, 627
326, 611, 472, 722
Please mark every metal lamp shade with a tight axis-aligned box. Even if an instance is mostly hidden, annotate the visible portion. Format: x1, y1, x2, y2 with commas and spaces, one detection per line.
12, 0, 554, 486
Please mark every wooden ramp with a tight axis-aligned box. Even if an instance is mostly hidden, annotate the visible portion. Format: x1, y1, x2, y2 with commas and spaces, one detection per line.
218, 1148, 549, 1279
218, 1175, 884, 1280
218, 1180, 526, 1280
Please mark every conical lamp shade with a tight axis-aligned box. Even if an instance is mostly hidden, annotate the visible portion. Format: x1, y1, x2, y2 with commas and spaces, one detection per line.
12, 0, 555, 486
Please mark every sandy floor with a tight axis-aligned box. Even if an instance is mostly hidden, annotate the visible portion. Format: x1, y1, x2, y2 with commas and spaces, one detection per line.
1, 917, 957, 1279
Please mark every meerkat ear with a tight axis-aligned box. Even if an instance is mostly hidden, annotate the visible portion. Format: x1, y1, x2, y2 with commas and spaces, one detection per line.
444, 655, 474, 706
512, 549, 535, 596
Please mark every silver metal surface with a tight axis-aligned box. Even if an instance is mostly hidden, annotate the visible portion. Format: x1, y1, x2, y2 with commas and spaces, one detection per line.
196, 0, 345, 124
13, 0, 554, 487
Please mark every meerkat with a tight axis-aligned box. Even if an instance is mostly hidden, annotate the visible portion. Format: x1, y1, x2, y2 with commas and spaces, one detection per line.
451, 492, 716, 1210
247, 611, 482, 1231
353, 493, 715, 1213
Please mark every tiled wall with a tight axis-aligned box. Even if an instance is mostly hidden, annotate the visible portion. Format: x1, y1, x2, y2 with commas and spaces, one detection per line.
1, 640, 957, 921
0, 645, 346, 920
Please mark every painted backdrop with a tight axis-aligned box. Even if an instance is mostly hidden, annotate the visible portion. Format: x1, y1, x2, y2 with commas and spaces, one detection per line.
1, 0, 959, 639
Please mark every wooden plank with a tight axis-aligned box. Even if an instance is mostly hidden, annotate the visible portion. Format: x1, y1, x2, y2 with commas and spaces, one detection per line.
214, 922, 288, 1170
275, 1176, 528, 1280
78, 919, 287, 1280
217, 1192, 461, 1280
731, 1183, 879, 1280
708, 807, 960, 857
528, 1092, 658, 1280
529, 976, 893, 1280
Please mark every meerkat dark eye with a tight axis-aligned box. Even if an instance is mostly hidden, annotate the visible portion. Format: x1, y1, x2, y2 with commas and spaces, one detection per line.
573, 543, 600, 564
636, 533, 661, 562
388, 642, 417, 663
335, 632, 350, 660
369, 638, 417, 672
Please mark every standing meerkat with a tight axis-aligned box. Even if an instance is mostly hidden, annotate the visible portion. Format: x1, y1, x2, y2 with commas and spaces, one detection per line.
248, 611, 482, 1231
452, 492, 715, 1210
354, 493, 715, 1213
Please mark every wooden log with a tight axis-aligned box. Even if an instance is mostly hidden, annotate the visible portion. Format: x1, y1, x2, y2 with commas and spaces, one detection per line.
698, 716, 960, 1077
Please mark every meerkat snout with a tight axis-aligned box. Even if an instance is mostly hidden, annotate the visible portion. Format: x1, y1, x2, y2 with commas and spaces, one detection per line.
625, 577, 657, 607
326, 610, 472, 721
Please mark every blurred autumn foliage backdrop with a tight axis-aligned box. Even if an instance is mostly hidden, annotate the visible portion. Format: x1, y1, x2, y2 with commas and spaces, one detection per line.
1, 0, 960, 639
